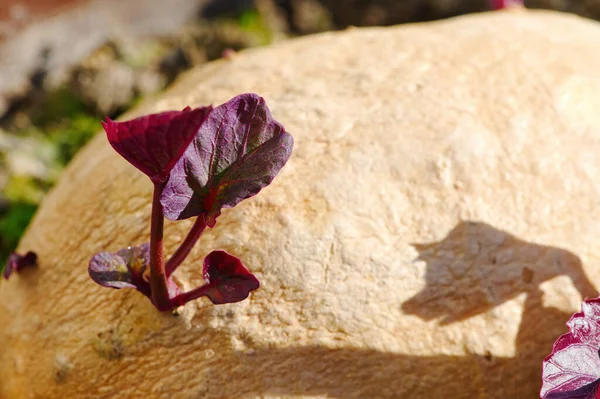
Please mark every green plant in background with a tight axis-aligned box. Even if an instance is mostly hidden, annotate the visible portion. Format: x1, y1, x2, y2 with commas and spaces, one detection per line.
49, 114, 99, 165
0, 173, 48, 271
0, 88, 101, 273
30, 88, 88, 126
0, 202, 37, 273
238, 9, 274, 45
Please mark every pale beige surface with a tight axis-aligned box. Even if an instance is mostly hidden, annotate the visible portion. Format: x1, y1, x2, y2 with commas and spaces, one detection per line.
2, 9, 600, 399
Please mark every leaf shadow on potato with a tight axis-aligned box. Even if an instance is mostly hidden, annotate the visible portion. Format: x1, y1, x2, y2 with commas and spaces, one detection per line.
403, 221, 596, 323
197, 221, 596, 398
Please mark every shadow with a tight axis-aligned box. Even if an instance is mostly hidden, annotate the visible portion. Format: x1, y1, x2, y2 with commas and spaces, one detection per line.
402, 221, 596, 324
201, 344, 492, 398
192, 221, 596, 398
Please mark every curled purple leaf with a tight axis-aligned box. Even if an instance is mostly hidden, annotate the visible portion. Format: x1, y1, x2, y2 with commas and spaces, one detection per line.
89, 244, 180, 306
102, 105, 213, 183
202, 250, 259, 304
541, 297, 600, 399
3, 251, 37, 280
160, 93, 293, 226
89, 243, 151, 296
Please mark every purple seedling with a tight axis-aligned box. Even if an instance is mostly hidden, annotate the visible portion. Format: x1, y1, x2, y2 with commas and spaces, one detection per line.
89, 94, 293, 311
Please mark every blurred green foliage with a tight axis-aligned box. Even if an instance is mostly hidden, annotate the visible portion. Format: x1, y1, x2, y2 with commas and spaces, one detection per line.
30, 88, 89, 126
49, 114, 99, 165
0, 88, 100, 273
0, 202, 38, 271
238, 9, 274, 45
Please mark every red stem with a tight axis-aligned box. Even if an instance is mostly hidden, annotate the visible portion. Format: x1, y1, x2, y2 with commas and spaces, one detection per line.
171, 284, 212, 307
149, 181, 171, 311
165, 214, 207, 278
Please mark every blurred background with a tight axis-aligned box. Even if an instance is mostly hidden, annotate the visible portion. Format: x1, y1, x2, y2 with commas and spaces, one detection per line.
0, 0, 597, 268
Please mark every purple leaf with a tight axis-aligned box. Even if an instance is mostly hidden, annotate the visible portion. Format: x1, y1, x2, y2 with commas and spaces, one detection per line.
89, 244, 151, 296
3, 251, 37, 280
202, 250, 260, 304
160, 93, 293, 226
541, 297, 600, 399
89, 244, 180, 304
102, 105, 213, 183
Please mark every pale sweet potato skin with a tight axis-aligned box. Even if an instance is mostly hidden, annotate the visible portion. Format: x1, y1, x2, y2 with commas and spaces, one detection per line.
2, 9, 600, 398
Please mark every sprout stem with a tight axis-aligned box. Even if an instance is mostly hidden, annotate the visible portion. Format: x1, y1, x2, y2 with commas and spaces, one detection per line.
149, 181, 171, 311
166, 215, 207, 278
171, 285, 212, 307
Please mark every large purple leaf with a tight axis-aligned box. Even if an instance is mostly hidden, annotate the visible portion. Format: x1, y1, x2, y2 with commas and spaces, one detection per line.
89, 244, 180, 303
541, 297, 600, 399
160, 93, 293, 226
3, 251, 37, 280
102, 105, 212, 183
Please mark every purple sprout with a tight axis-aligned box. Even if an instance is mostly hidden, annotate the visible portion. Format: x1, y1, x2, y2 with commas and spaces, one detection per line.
89, 94, 293, 311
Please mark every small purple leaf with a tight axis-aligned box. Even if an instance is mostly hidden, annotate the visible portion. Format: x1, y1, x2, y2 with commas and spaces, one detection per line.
541, 297, 600, 399
202, 250, 259, 304
89, 244, 181, 304
160, 93, 293, 226
3, 251, 37, 280
89, 243, 151, 297
102, 105, 213, 183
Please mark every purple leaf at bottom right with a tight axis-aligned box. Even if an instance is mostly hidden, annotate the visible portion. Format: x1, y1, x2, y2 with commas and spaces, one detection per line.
541, 297, 600, 399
